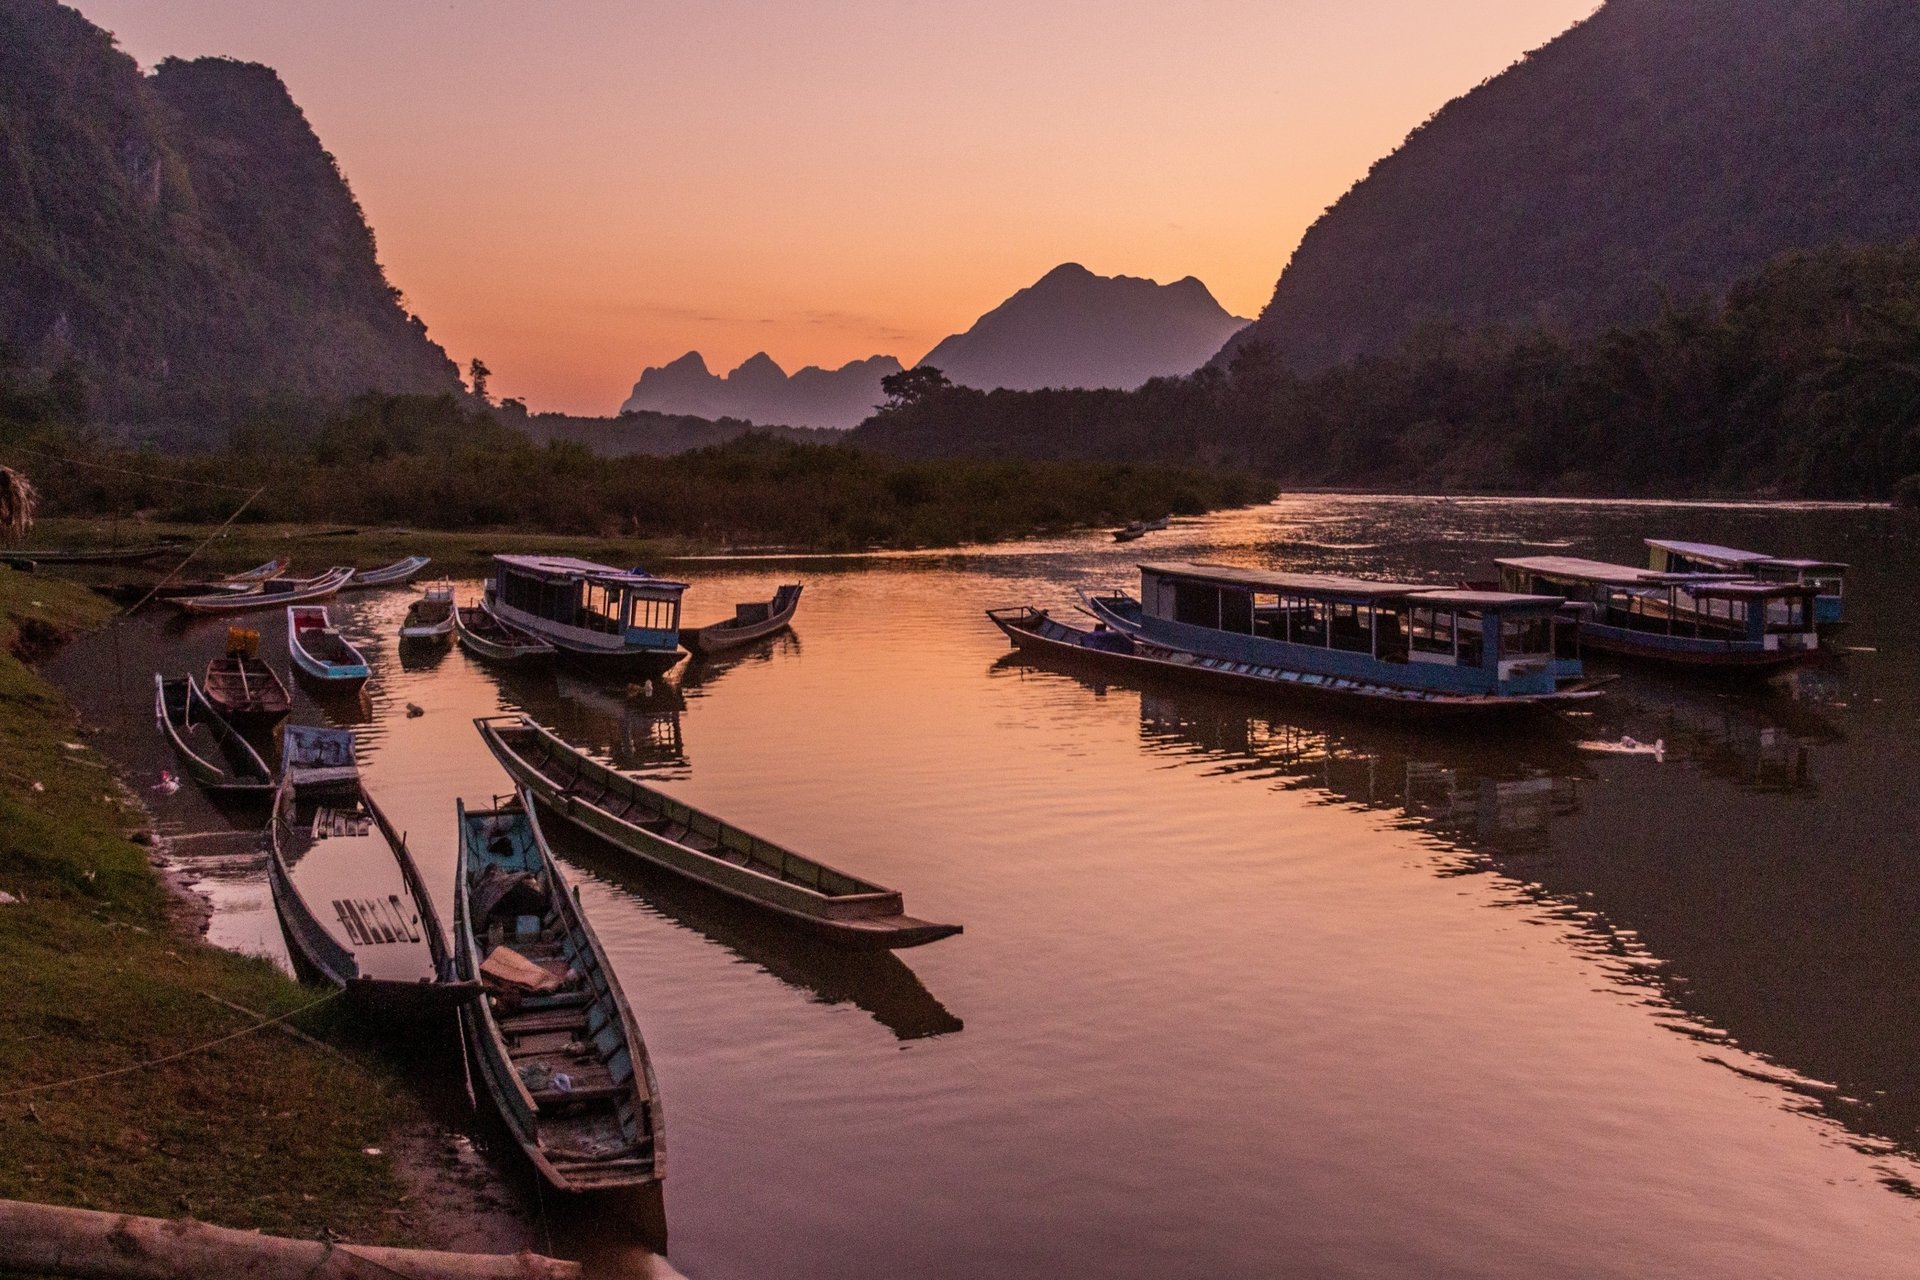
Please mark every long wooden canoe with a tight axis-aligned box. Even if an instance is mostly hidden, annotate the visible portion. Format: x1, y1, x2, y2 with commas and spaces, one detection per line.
5, 541, 184, 567
345, 555, 431, 590
268, 760, 474, 1019
455, 604, 556, 663
681, 584, 801, 655
455, 797, 664, 1192
474, 714, 962, 949
173, 566, 354, 616
153, 674, 274, 796
203, 651, 291, 736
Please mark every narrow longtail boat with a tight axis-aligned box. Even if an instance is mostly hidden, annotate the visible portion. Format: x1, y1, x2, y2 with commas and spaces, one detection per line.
681, 584, 802, 655
474, 714, 963, 949
4, 540, 184, 567
1049, 561, 1605, 719
147, 560, 288, 603
455, 795, 664, 1192
345, 555, 431, 590
172, 566, 354, 616
224, 558, 288, 583
267, 728, 474, 1018
202, 628, 292, 737
399, 582, 456, 641
1645, 538, 1848, 633
287, 605, 372, 690
1497, 555, 1821, 676
455, 603, 556, 664
152, 674, 274, 796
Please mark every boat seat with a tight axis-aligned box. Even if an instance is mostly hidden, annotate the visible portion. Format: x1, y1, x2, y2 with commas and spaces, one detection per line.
517, 989, 592, 1011
496, 1009, 590, 1037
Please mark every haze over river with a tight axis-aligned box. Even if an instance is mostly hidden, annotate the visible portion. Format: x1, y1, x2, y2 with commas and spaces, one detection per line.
53, 496, 1920, 1279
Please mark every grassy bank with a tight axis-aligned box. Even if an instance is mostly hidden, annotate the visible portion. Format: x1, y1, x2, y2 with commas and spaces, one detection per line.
0, 566, 427, 1241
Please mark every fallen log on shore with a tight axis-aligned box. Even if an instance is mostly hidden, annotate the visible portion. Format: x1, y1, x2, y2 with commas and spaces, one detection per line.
0, 1197, 583, 1279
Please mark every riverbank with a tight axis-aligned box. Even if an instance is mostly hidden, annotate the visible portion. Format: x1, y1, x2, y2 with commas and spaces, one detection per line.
0, 565, 527, 1249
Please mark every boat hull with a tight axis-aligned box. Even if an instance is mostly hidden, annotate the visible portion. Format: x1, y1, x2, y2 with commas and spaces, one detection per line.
176, 568, 353, 616
475, 716, 961, 949
203, 655, 292, 736
454, 605, 555, 663
153, 674, 275, 795
1575, 623, 1816, 675
681, 585, 801, 656
990, 608, 1604, 722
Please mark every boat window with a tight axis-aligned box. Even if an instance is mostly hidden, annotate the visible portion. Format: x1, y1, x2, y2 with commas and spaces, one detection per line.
1252, 593, 1283, 639
580, 582, 622, 634
1456, 612, 1485, 668
1554, 617, 1580, 660
1375, 607, 1409, 662
1501, 615, 1553, 656
1288, 598, 1329, 646
1173, 581, 1220, 629
1765, 595, 1806, 632
1410, 606, 1454, 659
1330, 602, 1373, 653
1219, 589, 1254, 635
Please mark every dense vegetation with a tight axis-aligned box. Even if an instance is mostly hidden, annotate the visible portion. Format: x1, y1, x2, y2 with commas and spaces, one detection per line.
1224, 0, 1920, 372
0, 378, 1270, 550
855, 243, 1920, 501
0, 0, 460, 440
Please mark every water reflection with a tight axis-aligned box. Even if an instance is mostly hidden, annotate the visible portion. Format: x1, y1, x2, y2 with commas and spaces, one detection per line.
537, 809, 963, 1042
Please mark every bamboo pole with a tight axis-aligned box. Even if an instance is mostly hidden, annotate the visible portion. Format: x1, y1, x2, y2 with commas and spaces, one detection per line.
0, 1198, 583, 1280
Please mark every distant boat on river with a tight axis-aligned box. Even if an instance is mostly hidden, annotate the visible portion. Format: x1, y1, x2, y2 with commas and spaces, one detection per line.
475, 714, 963, 949
1645, 538, 1847, 632
344, 555, 431, 590
1497, 555, 1821, 675
1025, 560, 1605, 718
171, 566, 353, 616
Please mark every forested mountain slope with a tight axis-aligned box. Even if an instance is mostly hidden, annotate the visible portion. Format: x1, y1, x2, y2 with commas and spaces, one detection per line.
1220, 0, 1920, 371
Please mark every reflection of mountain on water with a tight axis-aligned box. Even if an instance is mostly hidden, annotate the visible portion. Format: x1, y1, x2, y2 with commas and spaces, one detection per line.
535, 804, 962, 1042
1026, 661, 1916, 1177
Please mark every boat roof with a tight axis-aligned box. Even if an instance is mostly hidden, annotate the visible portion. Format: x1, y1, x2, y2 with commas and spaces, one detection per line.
1140, 562, 1563, 610
492, 554, 687, 591
1687, 579, 1821, 599
1497, 555, 1744, 587
1646, 539, 1847, 573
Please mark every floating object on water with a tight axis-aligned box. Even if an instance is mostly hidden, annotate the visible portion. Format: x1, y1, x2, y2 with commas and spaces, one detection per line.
405, 703, 425, 718
1577, 736, 1667, 762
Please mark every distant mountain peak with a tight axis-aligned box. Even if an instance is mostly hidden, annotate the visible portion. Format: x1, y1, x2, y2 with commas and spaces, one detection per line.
919, 265, 1248, 392
621, 350, 901, 428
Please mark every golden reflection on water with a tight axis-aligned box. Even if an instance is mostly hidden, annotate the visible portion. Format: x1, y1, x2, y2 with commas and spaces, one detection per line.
49, 495, 1920, 1278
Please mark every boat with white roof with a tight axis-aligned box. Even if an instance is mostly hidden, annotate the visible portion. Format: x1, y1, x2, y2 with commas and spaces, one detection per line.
1497, 555, 1820, 675
1645, 538, 1847, 632
483, 555, 688, 678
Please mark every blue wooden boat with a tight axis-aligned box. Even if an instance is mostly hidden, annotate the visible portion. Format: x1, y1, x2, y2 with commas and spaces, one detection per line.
1645, 538, 1847, 632
455, 796, 665, 1192
1497, 555, 1821, 675
1044, 561, 1602, 718
287, 604, 371, 689
483, 555, 686, 677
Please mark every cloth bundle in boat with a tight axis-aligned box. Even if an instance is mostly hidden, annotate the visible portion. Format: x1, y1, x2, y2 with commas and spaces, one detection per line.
479, 946, 566, 995
471, 864, 545, 924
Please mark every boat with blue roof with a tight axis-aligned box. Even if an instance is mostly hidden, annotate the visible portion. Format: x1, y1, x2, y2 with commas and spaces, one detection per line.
483, 555, 688, 677
992, 560, 1605, 719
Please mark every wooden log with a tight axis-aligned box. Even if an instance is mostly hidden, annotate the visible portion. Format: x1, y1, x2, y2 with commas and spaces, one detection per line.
0, 1198, 584, 1280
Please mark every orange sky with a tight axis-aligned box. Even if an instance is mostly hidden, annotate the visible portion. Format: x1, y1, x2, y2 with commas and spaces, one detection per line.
79, 0, 1596, 415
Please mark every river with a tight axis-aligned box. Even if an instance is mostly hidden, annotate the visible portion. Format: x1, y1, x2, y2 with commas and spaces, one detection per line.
48, 494, 1920, 1278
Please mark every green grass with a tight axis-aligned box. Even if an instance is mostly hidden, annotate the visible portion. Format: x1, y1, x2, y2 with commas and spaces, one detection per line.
0, 566, 425, 1241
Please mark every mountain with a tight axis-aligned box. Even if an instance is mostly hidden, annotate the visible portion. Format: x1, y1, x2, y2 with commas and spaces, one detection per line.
922, 263, 1247, 391
0, 0, 461, 435
619, 352, 902, 429
1220, 0, 1920, 371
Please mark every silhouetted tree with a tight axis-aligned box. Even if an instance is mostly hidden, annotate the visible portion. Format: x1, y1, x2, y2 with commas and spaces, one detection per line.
879, 365, 952, 411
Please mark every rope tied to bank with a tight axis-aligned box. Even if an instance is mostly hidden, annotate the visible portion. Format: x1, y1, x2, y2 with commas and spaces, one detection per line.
0, 987, 344, 1099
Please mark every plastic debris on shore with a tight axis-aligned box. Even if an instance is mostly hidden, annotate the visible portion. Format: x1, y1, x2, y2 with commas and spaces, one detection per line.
1577, 736, 1666, 763
0, 890, 20, 905
152, 770, 180, 795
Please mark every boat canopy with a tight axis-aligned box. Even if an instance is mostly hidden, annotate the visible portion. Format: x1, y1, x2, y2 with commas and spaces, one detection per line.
1139, 561, 1565, 612
492, 554, 687, 596
1496, 555, 1744, 588
1644, 540, 1847, 575
1685, 579, 1821, 601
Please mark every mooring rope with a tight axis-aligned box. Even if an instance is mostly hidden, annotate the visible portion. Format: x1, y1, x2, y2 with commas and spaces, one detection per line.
0, 987, 343, 1099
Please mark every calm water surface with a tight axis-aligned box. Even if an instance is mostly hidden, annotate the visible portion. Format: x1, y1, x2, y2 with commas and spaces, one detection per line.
53, 496, 1920, 1279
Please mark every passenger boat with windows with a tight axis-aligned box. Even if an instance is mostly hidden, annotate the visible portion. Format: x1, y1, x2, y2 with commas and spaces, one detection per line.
268, 729, 473, 1019
1645, 539, 1847, 632
475, 714, 963, 948
455, 795, 665, 1192
1496, 555, 1821, 674
482, 556, 688, 677
1003, 561, 1604, 719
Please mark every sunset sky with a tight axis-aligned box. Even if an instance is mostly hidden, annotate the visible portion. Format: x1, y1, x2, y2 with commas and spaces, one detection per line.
80, 0, 1595, 415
